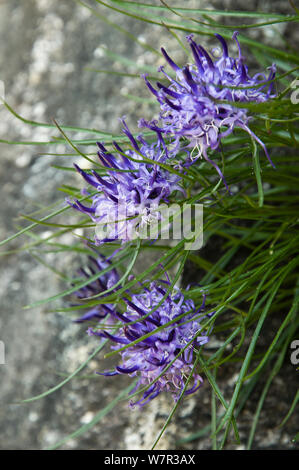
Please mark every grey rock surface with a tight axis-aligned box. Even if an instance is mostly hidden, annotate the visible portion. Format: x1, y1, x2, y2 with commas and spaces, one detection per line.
0, 0, 297, 450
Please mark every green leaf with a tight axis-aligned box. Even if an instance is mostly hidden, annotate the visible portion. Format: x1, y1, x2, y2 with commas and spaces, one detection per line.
251, 138, 264, 208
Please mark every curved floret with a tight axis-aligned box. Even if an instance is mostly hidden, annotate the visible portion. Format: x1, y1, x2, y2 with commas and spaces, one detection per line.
68, 120, 183, 244
72, 253, 119, 323
90, 280, 214, 407
141, 32, 276, 188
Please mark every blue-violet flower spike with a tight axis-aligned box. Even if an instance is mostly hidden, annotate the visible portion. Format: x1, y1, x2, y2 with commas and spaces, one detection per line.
90, 280, 214, 407
141, 32, 276, 187
68, 121, 184, 244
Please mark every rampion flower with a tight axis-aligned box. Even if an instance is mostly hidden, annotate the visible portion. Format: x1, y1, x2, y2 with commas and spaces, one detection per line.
68, 120, 183, 244
72, 253, 119, 323
141, 32, 276, 188
89, 280, 214, 407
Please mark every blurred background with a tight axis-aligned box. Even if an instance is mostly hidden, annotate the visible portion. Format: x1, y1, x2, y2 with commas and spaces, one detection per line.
0, 0, 297, 450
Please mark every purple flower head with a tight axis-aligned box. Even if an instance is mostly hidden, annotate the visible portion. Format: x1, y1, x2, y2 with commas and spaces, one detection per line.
72, 252, 119, 324
91, 280, 213, 407
68, 120, 184, 244
141, 32, 276, 188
